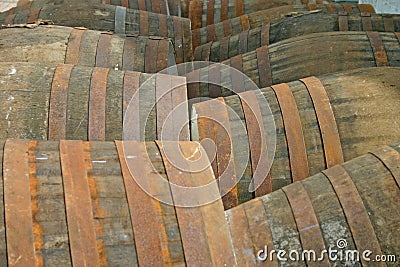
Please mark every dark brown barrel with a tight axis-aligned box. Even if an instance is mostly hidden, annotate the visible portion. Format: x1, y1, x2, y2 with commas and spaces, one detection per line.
16, 0, 182, 17
191, 3, 375, 46
227, 142, 400, 266
0, 62, 189, 141
0, 26, 176, 73
191, 67, 400, 208
0, 1, 193, 63
192, 31, 400, 98
0, 139, 235, 266
195, 12, 400, 62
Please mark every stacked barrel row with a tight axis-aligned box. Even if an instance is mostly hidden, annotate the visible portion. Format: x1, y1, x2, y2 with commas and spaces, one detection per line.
0, 0, 399, 266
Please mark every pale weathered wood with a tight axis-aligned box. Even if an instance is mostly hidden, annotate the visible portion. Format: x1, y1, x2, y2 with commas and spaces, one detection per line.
197, 13, 400, 62
0, 26, 176, 72
0, 62, 189, 141
0, 2, 193, 62
192, 67, 400, 206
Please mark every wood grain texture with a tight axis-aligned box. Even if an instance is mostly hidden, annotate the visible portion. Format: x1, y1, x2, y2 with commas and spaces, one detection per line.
0, 62, 189, 141
193, 67, 400, 207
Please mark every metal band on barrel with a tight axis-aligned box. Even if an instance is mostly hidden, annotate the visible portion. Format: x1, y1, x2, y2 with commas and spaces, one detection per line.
49, 64, 74, 140
369, 146, 400, 188
4, 140, 36, 267
271, 83, 309, 182
89, 68, 109, 141
60, 140, 101, 266
256, 46, 273, 88
65, 28, 86, 65
366, 31, 389, 67
300, 77, 344, 168
323, 165, 384, 266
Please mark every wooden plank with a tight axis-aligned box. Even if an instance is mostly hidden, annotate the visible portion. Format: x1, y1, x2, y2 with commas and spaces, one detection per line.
49, 64, 74, 140
59, 140, 100, 267
4, 139, 36, 267
271, 83, 309, 182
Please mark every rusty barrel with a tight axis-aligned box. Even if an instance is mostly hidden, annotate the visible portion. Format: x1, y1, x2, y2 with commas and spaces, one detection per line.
0, 26, 177, 73
227, 142, 400, 266
0, 62, 189, 141
191, 67, 400, 209
0, 1, 193, 63
195, 12, 400, 62
16, 0, 183, 17
189, 0, 374, 30
0, 139, 236, 266
190, 31, 400, 98
192, 3, 375, 47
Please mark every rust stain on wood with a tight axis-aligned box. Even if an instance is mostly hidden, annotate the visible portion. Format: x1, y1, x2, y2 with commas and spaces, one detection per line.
323, 165, 384, 266
271, 83, 310, 182
300, 76, 344, 168
60, 140, 101, 266
89, 67, 109, 141
4, 139, 36, 267
49, 64, 74, 140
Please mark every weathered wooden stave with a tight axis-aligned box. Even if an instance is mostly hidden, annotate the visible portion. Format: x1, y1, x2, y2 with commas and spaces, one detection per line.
16, 0, 183, 17
0, 26, 176, 73
228, 142, 400, 266
0, 139, 234, 266
191, 67, 400, 209
0, 62, 189, 141
0, 139, 399, 266
191, 3, 375, 47
195, 12, 400, 62
189, 0, 374, 30
0, 2, 193, 63
191, 31, 400, 98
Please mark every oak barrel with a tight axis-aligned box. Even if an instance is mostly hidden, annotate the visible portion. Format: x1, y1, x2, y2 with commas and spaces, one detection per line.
0, 139, 234, 266
0, 26, 177, 73
227, 142, 400, 266
16, 0, 183, 17
0, 62, 189, 141
189, 0, 374, 30
195, 12, 400, 62
0, 1, 193, 63
0, 139, 398, 265
191, 31, 400, 98
191, 67, 400, 209
192, 3, 376, 48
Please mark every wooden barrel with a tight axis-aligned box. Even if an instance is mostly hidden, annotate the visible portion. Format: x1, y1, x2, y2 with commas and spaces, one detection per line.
16, 0, 183, 17
0, 1, 193, 63
227, 142, 400, 266
0, 26, 176, 73
192, 3, 375, 47
191, 67, 400, 209
195, 12, 400, 62
0, 139, 235, 266
190, 31, 400, 98
0, 62, 189, 141
189, 0, 374, 30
